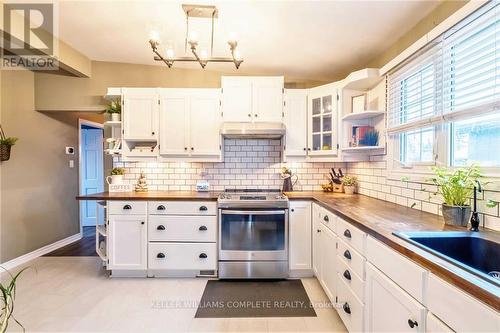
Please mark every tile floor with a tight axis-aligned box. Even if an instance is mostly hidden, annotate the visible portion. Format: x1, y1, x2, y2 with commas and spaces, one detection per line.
6, 257, 347, 332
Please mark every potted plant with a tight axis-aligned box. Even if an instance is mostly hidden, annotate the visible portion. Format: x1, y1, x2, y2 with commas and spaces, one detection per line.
106, 167, 125, 185
105, 99, 121, 122
342, 176, 357, 195
0, 137, 18, 162
1, 267, 30, 332
429, 165, 481, 227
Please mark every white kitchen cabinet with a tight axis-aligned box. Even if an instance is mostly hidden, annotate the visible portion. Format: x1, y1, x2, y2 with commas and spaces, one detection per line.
426, 313, 453, 333
289, 201, 312, 275
284, 89, 308, 158
122, 88, 159, 141
221, 76, 283, 123
108, 215, 147, 271
320, 223, 337, 303
308, 83, 338, 155
365, 262, 426, 333
159, 89, 221, 158
312, 203, 322, 277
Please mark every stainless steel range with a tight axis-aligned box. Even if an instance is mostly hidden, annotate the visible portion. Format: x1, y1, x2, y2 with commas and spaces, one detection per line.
218, 189, 289, 279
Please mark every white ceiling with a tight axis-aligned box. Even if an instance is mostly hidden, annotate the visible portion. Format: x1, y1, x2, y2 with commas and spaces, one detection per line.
58, 0, 442, 81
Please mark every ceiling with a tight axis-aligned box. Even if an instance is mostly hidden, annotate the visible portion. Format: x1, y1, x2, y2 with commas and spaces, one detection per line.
58, 0, 442, 81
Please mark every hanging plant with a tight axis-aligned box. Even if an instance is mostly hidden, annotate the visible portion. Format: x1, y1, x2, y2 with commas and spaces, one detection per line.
0, 126, 18, 162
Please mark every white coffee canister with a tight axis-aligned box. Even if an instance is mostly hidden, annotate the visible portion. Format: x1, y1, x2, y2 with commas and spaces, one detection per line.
106, 175, 123, 185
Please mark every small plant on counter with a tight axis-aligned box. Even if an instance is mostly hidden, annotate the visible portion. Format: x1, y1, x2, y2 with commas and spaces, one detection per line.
429, 164, 482, 227
111, 167, 125, 176
342, 176, 357, 195
104, 99, 121, 121
0, 267, 31, 333
0, 125, 18, 162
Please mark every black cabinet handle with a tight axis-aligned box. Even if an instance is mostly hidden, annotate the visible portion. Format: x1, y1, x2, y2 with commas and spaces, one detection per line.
199, 206, 208, 211
342, 303, 351, 314
323, 215, 329, 222
123, 204, 132, 210
307, 148, 311, 151
157, 253, 165, 259
303, 148, 307, 151
408, 319, 418, 329
317, 229, 321, 233
344, 229, 352, 238
152, 131, 155, 135
254, 114, 258, 117
199, 225, 208, 231
343, 270, 351, 281
157, 205, 166, 211
157, 225, 165, 231
184, 147, 188, 150
248, 114, 251, 117
141, 221, 145, 225
199, 253, 208, 259
191, 147, 194, 151
291, 208, 295, 212
343, 249, 351, 260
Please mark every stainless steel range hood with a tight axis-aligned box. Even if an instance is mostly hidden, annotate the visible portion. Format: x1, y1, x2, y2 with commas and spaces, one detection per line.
220, 122, 286, 139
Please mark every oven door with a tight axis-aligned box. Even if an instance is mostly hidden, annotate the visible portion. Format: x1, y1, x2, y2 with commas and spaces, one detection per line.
219, 209, 288, 261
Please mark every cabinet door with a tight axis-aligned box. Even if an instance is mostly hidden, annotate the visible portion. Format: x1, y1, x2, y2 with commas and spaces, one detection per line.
221, 77, 252, 122
284, 89, 308, 157
312, 203, 322, 277
308, 85, 338, 155
252, 77, 284, 122
320, 224, 337, 303
158, 89, 190, 156
289, 201, 312, 271
365, 263, 426, 333
190, 89, 221, 156
108, 215, 147, 270
123, 88, 158, 141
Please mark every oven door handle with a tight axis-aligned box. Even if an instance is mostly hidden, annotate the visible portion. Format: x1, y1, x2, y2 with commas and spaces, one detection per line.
220, 210, 286, 215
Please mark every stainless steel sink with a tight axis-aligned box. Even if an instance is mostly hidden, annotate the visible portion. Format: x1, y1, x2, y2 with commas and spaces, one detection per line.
393, 231, 500, 286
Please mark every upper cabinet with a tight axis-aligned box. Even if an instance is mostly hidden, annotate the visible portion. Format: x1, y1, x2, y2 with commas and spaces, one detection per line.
284, 89, 308, 158
159, 88, 221, 159
308, 83, 338, 156
221, 76, 284, 123
122, 88, 159, 141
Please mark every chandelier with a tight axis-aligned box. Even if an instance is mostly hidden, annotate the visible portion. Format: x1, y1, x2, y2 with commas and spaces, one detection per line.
148, 4, 243, 70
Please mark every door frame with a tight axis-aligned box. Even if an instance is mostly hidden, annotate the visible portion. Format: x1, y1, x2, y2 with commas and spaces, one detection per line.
78, 118, 104, 234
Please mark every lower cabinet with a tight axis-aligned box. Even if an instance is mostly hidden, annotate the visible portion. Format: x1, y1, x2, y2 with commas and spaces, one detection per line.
319, 223, 337, 302
312, 203, 322, 277
289, 201, 312, 275
365, 263, 426, 332
108, 215, 147, 271
148, 242, 217, 271
337, 273, 365, 333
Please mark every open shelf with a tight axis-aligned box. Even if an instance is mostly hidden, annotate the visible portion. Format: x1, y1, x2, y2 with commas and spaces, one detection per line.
342, 146, 384, 152
104, 120, 122, 127
97, 225, 107, 237
342, 110, 385, 121
343, 68, 383, 90
105, 149, 122, 155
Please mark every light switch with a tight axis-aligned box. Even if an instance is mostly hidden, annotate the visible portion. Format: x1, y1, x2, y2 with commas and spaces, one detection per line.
69, 160, 74, 168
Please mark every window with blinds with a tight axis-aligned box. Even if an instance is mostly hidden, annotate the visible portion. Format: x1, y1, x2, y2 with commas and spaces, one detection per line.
387, 1, 500, 167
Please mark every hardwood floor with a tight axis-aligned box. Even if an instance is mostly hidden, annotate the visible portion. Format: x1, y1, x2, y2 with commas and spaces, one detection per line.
44, 226, 97, 256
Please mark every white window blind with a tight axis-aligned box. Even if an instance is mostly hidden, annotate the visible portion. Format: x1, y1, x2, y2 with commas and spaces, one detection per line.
442, 1, 500, 118
387, 43, 443, 133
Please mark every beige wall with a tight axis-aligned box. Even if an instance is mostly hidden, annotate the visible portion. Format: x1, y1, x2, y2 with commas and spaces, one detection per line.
1, 70, 102, 262
34, 61, 324, 111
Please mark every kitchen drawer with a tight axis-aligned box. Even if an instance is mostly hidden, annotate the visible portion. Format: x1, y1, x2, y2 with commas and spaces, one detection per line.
336, 217, 366, 255
108, 201, 147, 215
148, 215, 217, 242
366, 236, 427, 304
337, 255, 364, 301
427, 274, 499, 332
337, 237, 365, 279
148, 201, 216, 215
336, 273, 364, 333
319, 206, 336, 233
148, 242, 217, 270
426, 313, 453, 333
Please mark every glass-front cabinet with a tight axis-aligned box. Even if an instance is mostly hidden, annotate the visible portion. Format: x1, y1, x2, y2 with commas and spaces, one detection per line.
308, 84, 338, 155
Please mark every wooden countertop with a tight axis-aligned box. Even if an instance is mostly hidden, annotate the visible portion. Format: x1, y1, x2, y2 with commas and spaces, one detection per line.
77, 190, 499, 310
76, 191, 219, 201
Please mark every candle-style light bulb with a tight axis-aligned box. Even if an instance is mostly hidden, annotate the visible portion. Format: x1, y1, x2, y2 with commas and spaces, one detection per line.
165, 48, 175, 60
149, 30, 161, 43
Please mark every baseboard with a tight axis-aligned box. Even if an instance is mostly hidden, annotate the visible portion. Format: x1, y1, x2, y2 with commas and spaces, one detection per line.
0, 233, 82, 271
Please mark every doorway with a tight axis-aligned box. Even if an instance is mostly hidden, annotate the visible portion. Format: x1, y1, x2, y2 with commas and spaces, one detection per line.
78, 119, 104, 231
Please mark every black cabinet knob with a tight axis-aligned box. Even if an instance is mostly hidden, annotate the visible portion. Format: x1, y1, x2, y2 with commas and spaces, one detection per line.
317, 229, 321, 233
157, 205, 166, 211
248, 114, 251, 117
344, 229, 352, 238
199, 253, 208, 259
123, 204, 132, 210
343, 270, 351, 281
191, 147, 194, 151
342, 303, 351, 314
408, 319, 418, 328
199, 225, 208, 231
152, 131, 155, 135
307, 148, 311, 151
157, 225, 165, 231
291, 208, 295, 212
343, 249, 351, 260
303, 148, 307, 151
141, 221, 145, 225
254, 114, 258, 117
184, 147, 188, 150
157, 253, 165, 259
199, 206, 208, 211
323, 215, 329, 222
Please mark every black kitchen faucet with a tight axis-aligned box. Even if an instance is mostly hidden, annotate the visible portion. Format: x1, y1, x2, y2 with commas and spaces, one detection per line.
470, 180, 482, 232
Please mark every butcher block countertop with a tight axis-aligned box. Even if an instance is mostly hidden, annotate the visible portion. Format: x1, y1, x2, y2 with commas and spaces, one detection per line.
77, 190, 499, 310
